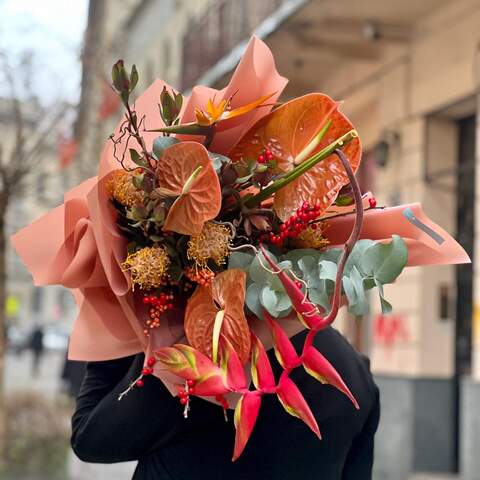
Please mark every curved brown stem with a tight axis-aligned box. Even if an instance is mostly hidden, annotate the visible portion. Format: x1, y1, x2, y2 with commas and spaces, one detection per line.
317, 148, 364, 328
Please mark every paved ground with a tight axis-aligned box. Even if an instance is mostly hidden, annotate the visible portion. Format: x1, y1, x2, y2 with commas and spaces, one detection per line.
5, 349, 460, 480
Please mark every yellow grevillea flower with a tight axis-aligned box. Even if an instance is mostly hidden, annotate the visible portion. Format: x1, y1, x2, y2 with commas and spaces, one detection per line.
106, 169, 144, 208
123, 246, 170, 290
187, 222, 232, 268
194, 92, 275, 126
292, 224, 329, 250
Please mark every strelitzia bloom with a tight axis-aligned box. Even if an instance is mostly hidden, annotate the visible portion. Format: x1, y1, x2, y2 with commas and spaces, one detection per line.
194, 92, 275, 127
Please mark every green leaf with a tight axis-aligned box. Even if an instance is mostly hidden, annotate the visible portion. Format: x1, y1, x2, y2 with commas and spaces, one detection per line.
261, 286, 278, 312
318, 260, 337, 282
246, 283, 263, 318
375, 279, 392, 314
130, 65, 139, 91
209, 152, 230, 172
348, 266, 369, 315
360, 235, 408, 284
129, 148, 148, 168
132, 173, 145, 189
228, 251, 255, 271
153, 137, 179, 158
344, 240, 375, 275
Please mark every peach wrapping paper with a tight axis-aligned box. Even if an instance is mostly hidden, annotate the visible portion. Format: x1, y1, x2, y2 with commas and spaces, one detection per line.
10, 36, 468, 399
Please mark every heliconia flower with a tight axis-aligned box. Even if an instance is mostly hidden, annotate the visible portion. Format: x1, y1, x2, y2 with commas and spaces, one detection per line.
260, 245, 323, 329
155, 344, 229, 396
250, 331, 275, 390
264, 311, 300, 369
156, 142, 221, 236
219, 337, 247, 390
194, 93, 275, 127
184, 269, 251, 364
302, 346, 359, 410
276, 375, 321, 439
233, 392, 262, 461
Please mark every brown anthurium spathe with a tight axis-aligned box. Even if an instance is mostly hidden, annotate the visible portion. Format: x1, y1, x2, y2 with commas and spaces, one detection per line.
229, 93, 362, 220
184, 269, 251, 364
157, 141, 221, 235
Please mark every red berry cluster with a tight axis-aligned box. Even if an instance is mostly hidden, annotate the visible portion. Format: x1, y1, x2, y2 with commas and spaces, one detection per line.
368, 197, 377, 208
185, 266, 215, 286
264, 201, 321, 245
257, 148, 274, 164
136, 356, 157, 388
178, 379, 195, 405
142, 293, 174, 335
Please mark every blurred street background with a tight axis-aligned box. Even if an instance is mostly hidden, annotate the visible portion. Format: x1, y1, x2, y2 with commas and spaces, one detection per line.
1, 0, 480, 479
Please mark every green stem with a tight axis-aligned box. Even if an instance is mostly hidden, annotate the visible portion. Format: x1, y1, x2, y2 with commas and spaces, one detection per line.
244, 129, 358, 208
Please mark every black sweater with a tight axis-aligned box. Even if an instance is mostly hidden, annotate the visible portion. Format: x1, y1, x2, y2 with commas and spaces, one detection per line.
71, 328, 380, 480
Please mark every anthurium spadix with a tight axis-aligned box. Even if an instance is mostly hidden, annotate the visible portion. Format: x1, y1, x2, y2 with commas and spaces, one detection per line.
276, 375, 321, 439
303, 346, 359, 409
233, 393, 262, 461
259, 245, 324, 329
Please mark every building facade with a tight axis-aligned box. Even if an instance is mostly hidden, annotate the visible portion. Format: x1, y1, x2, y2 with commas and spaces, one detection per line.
76, 0, 480, 477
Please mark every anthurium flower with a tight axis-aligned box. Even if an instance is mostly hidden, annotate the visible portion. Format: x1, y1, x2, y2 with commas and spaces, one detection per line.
156, 141, 221, 235
184, 269, 251, 364
229, 93, 362, 220
194, 93, 275, 126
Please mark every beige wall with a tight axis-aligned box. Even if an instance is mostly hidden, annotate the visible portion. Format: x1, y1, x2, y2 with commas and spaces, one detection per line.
318, 0, 480, 379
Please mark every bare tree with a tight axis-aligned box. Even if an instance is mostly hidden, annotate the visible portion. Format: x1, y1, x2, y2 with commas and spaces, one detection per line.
75, 0, 109, 180
0, 51, 70, 467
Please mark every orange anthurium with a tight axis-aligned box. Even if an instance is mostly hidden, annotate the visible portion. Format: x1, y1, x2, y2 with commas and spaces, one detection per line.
229, 93, 362, 220
194, 92, 275, 127
184, 269, 251, 364
157, 141, 221, 235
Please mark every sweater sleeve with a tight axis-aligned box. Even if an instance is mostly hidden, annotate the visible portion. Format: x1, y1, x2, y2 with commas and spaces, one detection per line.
341, 385, 380, 480
71, 353, 183, 464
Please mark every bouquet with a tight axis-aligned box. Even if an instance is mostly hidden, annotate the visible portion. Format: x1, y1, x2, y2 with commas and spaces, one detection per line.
12, 37, 468, 460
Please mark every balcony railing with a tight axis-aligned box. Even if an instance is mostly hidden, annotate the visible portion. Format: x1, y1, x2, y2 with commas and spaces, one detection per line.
181, 0, 299, 90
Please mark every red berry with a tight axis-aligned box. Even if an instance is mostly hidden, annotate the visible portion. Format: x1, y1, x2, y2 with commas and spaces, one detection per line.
187, 379, 195, 387
142, 367, 151, 375
188, 387, 195, 395
180, 397, 188, 405
147, 357, 156, 367
311, 223, 318, 230
136, 379, 144, 388
257, 155, 265, 163
369, 197, 377, 208
178, 389, 187, 397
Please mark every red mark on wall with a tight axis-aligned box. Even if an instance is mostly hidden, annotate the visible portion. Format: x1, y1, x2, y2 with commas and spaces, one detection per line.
374, 313, 409, 347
